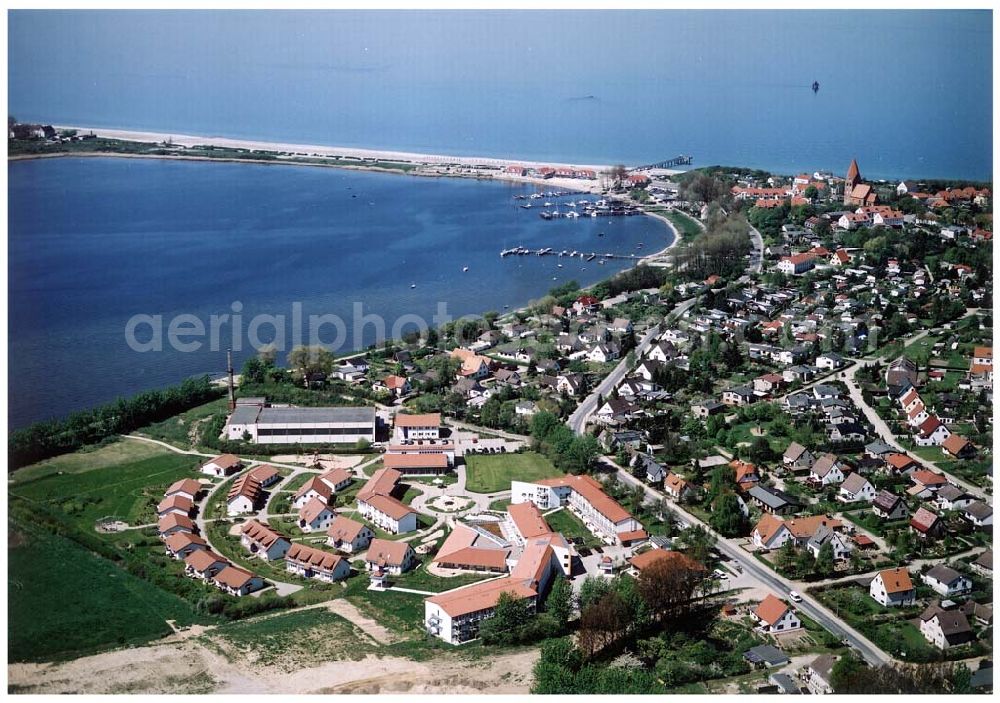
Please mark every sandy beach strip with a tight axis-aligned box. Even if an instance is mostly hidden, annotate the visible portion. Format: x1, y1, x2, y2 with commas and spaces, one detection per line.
54, 125, 619, 173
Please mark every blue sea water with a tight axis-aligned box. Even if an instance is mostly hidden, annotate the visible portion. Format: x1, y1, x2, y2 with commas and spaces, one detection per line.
8, 157, 671, 427
7, 10, 993, 181
6, 10, 994, 426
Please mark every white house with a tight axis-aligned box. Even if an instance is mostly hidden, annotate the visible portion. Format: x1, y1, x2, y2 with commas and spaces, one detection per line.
365, 539, 417, 575
285, 543, 351, 583
357, 469, 419, 534
962, 501, 993, 527
326, 515, 375, 553
240, 520, 291, 561
806, 655, 838, 695
394, 412, 441, 441
157, 494, 194, 518
810, 454, 846, 486
752, 594, 801, 634
292, 476, 335, 510
226, 473, 263, 516
200, 454, 243, 478
213, 565, 265, 597
165, 478, 204, 502
806, 525, 853, 561
183, 549, 229, 580
837, 473, 876, 503
816, 352, 846, 370
870, 568, 916, 607
921, 565, 973, 597
510, 475, 644, 546
777, 253, 816, 276
298, 496, 336, 533
919, 606, 975, 650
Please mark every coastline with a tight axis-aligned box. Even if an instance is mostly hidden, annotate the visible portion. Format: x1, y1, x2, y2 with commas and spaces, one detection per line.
14, 124, 687, 193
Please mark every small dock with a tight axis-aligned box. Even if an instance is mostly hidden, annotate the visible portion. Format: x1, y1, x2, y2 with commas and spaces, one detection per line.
500, 246, 641, 261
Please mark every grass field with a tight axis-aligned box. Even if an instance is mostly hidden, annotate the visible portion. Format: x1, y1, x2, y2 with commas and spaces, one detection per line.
662, 210, 703, 241
8, 440, 220, 662
463, 452, 562, 494
10, 440, 202, 528
208, 608, 371, 671
8, 519, 204, 662
134, 397, 230, 450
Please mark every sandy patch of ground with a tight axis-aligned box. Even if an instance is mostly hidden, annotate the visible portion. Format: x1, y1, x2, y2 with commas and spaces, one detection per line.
270, 454, 361, 470
8, 640, 539, 695
325, 599, 402, 645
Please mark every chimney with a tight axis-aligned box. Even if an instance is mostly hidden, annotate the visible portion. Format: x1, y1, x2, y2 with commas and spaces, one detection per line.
227, 349, 236, 411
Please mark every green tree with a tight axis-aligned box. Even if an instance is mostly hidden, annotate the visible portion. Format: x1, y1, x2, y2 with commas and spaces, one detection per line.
814, 541, 835, 576
709, 492, 750, 537
287, 345, 335, 385
679, 524, 716, 566
546, 575, 574, 630
578, 575, 613, 611
479, 591, 530, 645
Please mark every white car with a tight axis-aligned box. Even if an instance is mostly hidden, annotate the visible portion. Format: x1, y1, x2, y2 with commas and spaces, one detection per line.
714, 569, 729, 579
789, 590, 803, 603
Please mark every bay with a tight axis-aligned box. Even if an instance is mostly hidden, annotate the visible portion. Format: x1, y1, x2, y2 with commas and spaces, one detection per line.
8, 156, 671, 427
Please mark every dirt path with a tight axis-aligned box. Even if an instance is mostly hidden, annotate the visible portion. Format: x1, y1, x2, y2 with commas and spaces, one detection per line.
8, 639, 539, 694
325, 598, 403, 645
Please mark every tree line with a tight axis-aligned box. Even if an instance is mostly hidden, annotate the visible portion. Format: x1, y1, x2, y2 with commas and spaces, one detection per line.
9, 376, 222, 469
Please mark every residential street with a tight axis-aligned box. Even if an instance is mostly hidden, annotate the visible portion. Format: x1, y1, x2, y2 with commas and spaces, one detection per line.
568, 296, 698, 434
603, 458, 892, 667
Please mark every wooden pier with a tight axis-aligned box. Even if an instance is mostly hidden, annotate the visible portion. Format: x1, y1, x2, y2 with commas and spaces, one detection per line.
632, 155, 694, 171
500, 246, 641, 261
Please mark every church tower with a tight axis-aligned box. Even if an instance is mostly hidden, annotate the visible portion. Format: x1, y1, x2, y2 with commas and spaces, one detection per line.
844, 159, 861, 205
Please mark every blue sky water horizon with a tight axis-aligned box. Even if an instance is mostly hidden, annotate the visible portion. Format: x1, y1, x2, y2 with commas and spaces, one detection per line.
7, 9, 993, 181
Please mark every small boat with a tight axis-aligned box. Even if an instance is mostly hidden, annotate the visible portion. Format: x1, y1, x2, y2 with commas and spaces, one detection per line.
410, 283, 416, 288
462, 266, 469, 272
598, 259, 605, 265
557, 263, 563, 268
598, 232, 605, 237
812, 80, 820, 93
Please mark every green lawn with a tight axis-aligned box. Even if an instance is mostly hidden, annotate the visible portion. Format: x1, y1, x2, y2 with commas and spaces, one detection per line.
488, 497, 512, 512
9, 437, 168, 482
10, 442, 202, 529
133, 397, 230, 450
463, 451, 562, 494
542, 508, 602, 548
281, 472, 318, 493
8, 519, 204, 662
662, 210, 703, 241
392, 562, 491, 593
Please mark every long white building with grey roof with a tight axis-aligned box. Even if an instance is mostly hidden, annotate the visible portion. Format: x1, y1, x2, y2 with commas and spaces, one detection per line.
225, 401, 376, 444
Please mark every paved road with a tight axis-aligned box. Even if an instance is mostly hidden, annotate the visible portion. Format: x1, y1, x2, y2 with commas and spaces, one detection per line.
604, 458, 891, 667
568, 296, 698, 434
842, 364, 988, 501
839, 307, 988, 501
737, 223, 764, 284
